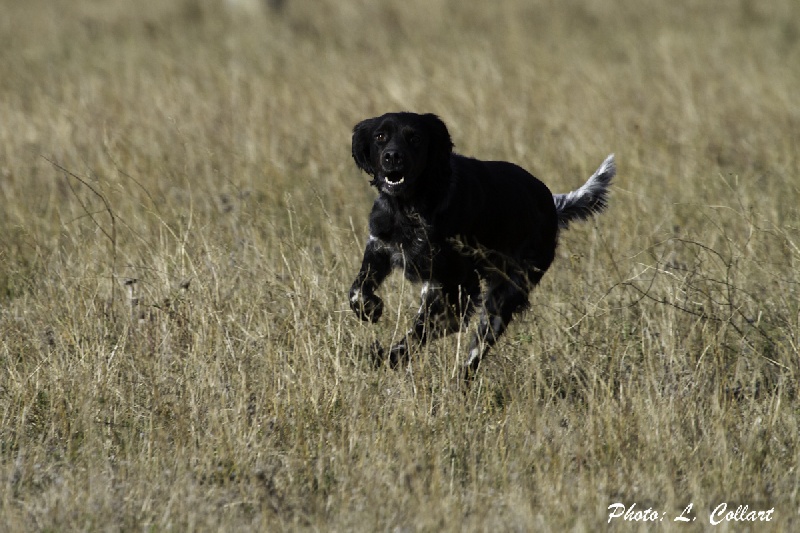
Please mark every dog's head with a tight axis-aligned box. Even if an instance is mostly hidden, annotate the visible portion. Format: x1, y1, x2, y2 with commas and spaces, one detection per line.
352, 112, 453, 199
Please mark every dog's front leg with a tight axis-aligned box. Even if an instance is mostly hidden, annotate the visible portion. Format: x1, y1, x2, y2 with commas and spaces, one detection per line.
385, 282, 447, 368
349, 239, 391, 323
387, 283, 471, 368
463, 276, 529, 381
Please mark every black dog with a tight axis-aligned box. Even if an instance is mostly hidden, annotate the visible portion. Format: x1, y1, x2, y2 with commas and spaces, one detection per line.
348, 112, 614, 380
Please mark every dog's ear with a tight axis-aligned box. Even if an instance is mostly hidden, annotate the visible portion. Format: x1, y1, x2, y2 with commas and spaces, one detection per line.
422, 114, 454, 181
351, 118, 376, 176
422, 113, 454, 160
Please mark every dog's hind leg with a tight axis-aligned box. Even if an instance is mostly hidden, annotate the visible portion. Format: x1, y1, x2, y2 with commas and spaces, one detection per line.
386, 282, 473, 368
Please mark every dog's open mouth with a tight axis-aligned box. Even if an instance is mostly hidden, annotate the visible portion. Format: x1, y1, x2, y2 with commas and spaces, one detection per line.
384, 173, 405, 186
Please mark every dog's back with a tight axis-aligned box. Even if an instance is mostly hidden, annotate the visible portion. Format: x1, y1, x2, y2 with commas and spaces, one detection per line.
442, 156, 558, 260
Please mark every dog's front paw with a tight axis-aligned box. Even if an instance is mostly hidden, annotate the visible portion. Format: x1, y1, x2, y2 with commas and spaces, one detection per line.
349, 288, 384, 323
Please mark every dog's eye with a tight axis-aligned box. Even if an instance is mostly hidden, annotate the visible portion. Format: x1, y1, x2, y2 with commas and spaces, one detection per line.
375, 132, 387, 143
408, 134, 421, 146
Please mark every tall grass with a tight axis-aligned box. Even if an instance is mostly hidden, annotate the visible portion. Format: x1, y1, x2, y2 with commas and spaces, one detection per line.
1, 0, 798, 530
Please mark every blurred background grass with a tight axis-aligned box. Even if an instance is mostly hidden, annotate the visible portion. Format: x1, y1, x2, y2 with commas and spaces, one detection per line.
1, 0, 798, 530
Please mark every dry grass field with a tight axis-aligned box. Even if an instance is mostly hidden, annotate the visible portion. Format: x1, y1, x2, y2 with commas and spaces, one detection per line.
1, 0, 799, 530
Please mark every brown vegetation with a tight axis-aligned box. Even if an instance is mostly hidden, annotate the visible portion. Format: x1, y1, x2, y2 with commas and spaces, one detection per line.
1, 0, 798, 530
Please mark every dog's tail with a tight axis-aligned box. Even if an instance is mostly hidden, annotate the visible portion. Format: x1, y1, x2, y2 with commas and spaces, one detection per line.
553, 154, 615, 230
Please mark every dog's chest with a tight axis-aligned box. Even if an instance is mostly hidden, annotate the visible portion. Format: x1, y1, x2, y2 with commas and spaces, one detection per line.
370, 206, 438, 277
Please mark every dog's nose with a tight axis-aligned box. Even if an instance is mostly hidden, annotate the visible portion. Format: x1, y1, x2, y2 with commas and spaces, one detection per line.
382, 150, 404, 169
